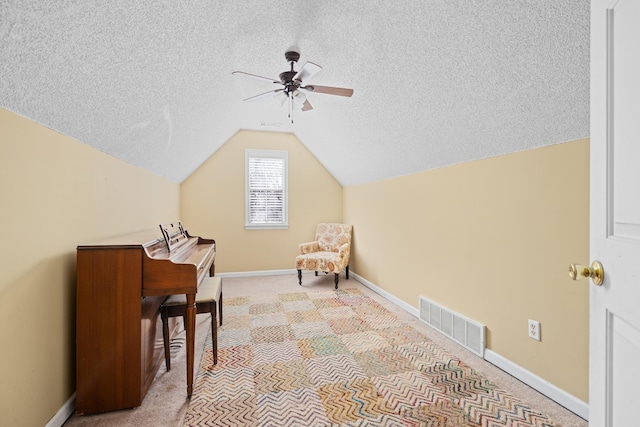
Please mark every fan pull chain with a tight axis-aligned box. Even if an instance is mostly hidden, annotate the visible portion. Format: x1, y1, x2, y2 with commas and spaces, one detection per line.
289, 92, 294, 123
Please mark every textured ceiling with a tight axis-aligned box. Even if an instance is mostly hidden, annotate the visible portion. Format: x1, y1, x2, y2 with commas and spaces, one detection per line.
0, 1, 589, 186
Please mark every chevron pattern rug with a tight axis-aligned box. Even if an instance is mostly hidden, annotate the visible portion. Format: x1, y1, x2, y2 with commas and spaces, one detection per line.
183, 288, 556, 426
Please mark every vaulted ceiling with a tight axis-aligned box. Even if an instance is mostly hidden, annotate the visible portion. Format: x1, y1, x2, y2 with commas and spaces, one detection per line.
1, 1, 589, 186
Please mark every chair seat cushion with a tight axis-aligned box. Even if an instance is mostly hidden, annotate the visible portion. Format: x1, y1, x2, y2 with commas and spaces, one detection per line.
162, 276, 221, 307
296, 251, 345, 273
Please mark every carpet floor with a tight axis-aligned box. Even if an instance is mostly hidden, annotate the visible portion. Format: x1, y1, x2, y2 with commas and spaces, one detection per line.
64, 274, 587, 427
184, 287, 559, 426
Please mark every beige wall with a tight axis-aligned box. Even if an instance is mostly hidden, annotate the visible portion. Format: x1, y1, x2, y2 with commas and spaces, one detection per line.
0, 107, 589, 425
0, 108, 180, 427
181, 130, 343, 273
183, 129, 590, 400
343, 139, 590, 401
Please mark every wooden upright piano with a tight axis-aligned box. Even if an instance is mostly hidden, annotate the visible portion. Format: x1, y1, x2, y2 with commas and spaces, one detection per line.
75, 224, 215, 415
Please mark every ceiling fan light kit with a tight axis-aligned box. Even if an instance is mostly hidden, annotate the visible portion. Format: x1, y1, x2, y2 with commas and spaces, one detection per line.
233, 50, 354, 123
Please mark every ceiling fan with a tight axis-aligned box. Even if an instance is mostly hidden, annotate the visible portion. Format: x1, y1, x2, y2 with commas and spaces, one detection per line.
232, 50, 354, 123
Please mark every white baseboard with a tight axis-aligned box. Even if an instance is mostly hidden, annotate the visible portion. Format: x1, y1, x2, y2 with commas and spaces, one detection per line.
45, 393, 75, 427
484, 350, 588, 421
350, 272, 419, 318
217, 269, 298, 278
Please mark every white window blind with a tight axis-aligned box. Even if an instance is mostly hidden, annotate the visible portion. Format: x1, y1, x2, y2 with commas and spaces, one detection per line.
245, 149, 288, 229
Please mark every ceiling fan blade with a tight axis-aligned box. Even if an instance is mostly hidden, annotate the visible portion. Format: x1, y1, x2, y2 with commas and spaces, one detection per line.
293, 62, 323, 82
301, 99, 313, 111
242, 88, 284, 102
232, 71, 281, 84
301, 85, 354, 97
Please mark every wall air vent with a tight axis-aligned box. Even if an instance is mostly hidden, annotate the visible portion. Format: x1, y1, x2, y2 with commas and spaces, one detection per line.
259, 121, 284, 127
419, 296, 485, 357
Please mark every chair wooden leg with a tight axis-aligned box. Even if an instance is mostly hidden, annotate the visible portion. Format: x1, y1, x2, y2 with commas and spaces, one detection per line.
346, 265, 349, 280
315, 271, 318, 276
298, 269, 302, 285
161, 307, 171, 371
334, 273, 339, 289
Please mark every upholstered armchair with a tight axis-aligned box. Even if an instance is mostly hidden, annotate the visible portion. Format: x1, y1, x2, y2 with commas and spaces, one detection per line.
296, 223, 352, 289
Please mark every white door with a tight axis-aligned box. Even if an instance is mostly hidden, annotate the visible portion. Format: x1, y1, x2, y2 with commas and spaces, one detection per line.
590, 0, 640, 425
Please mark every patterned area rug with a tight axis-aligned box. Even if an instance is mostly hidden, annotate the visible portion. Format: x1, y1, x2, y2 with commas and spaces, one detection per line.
183, 288, 555, 426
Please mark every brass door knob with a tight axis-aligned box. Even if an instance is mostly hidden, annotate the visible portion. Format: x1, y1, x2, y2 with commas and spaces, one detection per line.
569, 261, 604, 286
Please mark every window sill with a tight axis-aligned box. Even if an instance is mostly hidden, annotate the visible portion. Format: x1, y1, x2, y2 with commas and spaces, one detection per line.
245, 223, 289, 230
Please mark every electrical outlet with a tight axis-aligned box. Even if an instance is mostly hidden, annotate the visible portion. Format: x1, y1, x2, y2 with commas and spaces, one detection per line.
528, 319, 541, 341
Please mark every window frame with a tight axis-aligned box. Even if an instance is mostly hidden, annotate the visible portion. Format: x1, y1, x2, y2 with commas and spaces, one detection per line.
245, 149, 289, 230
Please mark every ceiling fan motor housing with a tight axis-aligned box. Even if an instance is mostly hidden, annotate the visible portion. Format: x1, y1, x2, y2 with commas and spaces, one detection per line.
280, 72, 301, 96
279, 70, 297, 84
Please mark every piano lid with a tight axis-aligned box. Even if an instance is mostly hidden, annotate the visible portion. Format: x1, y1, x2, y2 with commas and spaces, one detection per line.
77, 229, 164, 250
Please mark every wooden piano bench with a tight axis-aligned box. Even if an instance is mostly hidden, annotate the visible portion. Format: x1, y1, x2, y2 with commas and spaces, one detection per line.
160, 276, 223, 371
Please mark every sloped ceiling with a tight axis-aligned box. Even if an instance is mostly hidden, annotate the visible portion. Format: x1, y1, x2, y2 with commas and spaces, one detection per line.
0, 1, 589, 186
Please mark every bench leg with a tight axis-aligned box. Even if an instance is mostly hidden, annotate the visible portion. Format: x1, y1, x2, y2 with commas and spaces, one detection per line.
218, 293, 223, 326
210, 302, 218, 365
161, 308, 171, 371
185, 293, 196, 398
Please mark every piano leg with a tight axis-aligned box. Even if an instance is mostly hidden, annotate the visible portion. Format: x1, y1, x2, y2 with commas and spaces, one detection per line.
185, 293, 196, 398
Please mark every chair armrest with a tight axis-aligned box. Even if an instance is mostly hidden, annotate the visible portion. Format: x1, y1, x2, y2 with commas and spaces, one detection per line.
337, 242, 351, 261
299, 241, 320, 254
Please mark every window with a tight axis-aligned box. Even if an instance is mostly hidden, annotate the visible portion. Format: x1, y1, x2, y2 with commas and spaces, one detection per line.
245, 149, 288, 229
